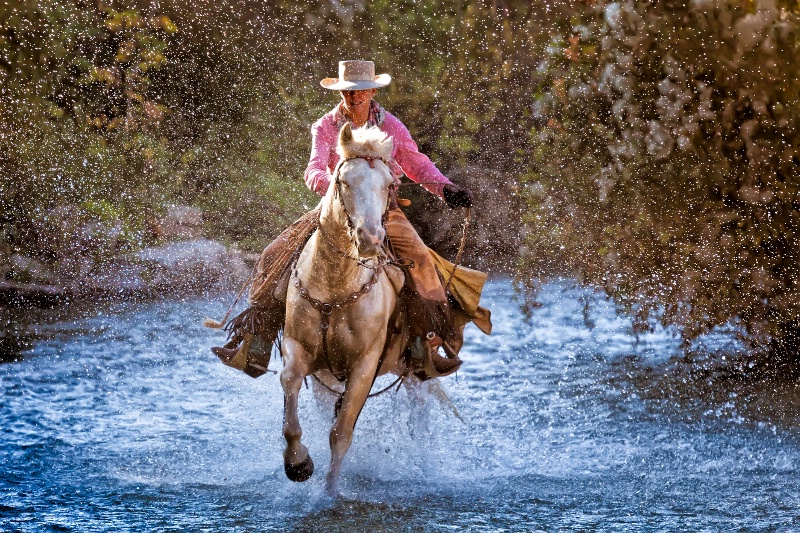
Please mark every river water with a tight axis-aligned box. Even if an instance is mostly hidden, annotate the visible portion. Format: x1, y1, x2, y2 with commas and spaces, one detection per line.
1, 279, 799, 531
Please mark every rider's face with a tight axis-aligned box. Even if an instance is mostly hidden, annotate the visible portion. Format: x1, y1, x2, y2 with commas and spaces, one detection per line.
340, 89, 377, 113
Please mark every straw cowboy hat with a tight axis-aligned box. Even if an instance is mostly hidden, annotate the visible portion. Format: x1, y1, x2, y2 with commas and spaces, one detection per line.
320, 60, 392, 91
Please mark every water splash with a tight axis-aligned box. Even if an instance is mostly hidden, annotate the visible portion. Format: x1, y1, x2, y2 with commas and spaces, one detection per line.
1, 280, 799, 531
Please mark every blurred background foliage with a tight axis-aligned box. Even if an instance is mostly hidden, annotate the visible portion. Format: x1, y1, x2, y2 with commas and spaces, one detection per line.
1, 0, 799, 358
522, 0, 800, 358
2, 0, 546, 256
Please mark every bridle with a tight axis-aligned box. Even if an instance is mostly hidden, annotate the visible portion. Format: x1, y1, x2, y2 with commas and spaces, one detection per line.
329, 155, 392, 256
287, 154, 471, 398
314, 154, 411, 272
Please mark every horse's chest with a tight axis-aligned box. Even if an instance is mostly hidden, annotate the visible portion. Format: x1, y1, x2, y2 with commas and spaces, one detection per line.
328, 314, 381, 345
287, 287, 392, 355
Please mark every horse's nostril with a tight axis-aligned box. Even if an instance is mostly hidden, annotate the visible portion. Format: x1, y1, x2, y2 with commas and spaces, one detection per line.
357, 226, 382, 246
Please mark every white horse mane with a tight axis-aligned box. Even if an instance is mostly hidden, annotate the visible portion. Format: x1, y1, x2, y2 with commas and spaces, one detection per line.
337, 126, 393, 161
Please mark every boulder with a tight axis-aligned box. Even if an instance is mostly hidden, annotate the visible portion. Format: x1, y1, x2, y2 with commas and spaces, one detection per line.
134, 238, 249, 294
7, 254, 58, 284
0, 279, 66, 306
150, 205, 204, 240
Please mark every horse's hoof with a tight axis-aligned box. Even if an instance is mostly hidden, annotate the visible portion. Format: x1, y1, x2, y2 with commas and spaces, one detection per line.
285, 455, 314, 482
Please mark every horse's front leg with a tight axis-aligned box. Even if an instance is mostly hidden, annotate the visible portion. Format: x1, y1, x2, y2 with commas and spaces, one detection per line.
326, 345, 382, 495
281, 336, 314, 482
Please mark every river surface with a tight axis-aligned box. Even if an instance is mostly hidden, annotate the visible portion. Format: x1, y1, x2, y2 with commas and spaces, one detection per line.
1, 279, 799, 531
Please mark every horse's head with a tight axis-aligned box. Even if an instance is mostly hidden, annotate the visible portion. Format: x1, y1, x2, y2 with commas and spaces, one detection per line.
330, 123, 394, 259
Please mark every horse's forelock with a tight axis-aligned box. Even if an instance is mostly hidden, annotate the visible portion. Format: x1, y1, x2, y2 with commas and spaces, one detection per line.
337, 126, 392, 160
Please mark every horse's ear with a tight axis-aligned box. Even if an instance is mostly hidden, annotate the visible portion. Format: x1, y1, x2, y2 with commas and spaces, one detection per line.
339, 123, 353, 146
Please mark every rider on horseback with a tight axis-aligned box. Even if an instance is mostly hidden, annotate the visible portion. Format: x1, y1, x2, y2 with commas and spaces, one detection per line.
212, 60, 490, 379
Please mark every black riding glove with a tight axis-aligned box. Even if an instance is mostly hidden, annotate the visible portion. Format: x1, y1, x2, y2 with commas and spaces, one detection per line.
443, 184, 474, 209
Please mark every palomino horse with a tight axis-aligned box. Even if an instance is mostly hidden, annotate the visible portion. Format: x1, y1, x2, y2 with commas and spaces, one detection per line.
281, 123, 410, 494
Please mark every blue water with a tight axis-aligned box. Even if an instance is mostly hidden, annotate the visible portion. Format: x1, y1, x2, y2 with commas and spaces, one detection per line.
2, 280, 799, 531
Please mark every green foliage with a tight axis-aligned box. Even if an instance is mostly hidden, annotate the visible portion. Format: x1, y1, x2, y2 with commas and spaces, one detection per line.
0, 1, 322, 257
3, 0, 557, 261
522, 0, 800, 352
1, 2, 178, 257
349, 1, 564, 171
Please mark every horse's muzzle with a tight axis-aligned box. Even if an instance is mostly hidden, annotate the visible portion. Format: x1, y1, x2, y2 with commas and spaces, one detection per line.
356, 225, 385, 258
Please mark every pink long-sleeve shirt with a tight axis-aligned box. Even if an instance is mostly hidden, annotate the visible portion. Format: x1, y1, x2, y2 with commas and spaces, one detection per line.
304, 105, 452, 198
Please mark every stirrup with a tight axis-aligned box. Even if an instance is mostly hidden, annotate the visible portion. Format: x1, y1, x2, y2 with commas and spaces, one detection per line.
410, 332, 462, 380
212, 345, 239, 363
212, 333, 274, 378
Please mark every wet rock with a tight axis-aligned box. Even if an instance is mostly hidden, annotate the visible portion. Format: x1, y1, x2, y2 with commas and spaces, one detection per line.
55, 255, 95, 282
1, 238, 248, 306
66, 239, 248, 299
0, 280, 66, 306
134, 238, 249, 293
80, 219, 125, 252
7, 254, 57, 284
76, 260, 150, 297
31, 206, 130, 274
150, 205, 204, 240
